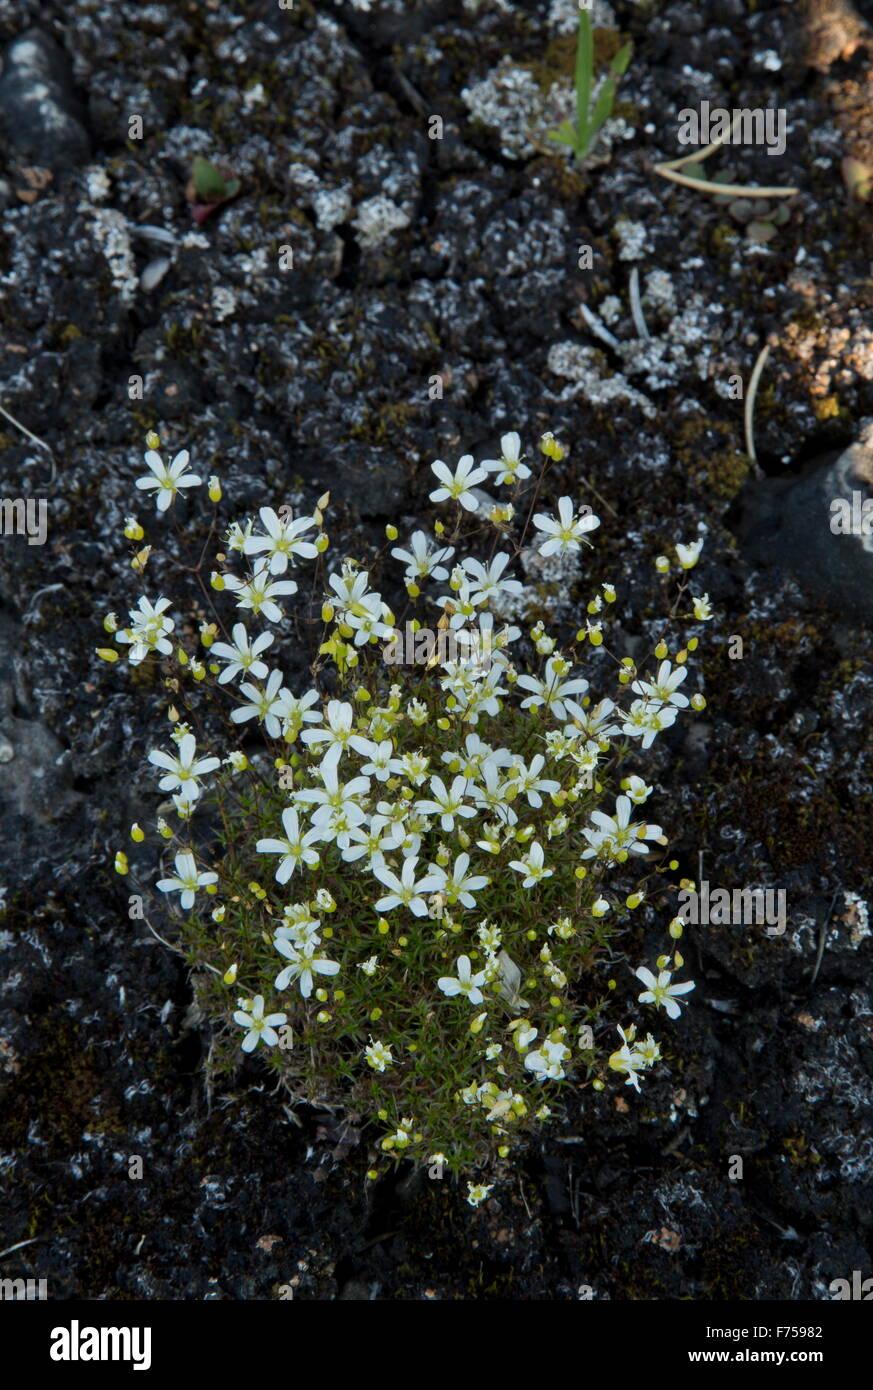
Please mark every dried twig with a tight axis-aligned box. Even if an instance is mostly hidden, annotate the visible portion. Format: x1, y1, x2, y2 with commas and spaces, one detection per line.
628, 267, 651, 342
654, 167, 799, 199
744, 342, 771, 466
0, 1237, 41, 1260
653, 108, 798, 199
579, 302, 621, 351
578, 472, 619, 520
810, 883, 843, 988
0, 401, 57, 485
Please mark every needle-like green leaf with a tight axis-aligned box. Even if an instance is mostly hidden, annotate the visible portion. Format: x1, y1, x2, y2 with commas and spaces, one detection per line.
575, 9, 594, 158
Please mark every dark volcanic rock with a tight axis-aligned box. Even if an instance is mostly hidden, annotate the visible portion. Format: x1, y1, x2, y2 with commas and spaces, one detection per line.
0, 29, 90, 168
736, 426, 873, 623
0, 0, 870, 1305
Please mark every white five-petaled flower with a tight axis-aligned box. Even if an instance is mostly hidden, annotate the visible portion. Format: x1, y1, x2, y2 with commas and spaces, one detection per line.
224, 562, 299, 624
210, 622, 274, 685
148, 733, 220, 804
434, 576, 484, 630
273, 938, 340, 997
394, 750, 430, 787
346, 593, 395, 646
294, 761, 371, 847
444, 732, 512, 779
623, 774, 653, 804
429, 454, 488, 511
632, 660, 689, 710
621, 698, 678, 749
233, 995, 287, 1052
280, 688, 321, 737
675, 538, 703, 570
635, 1034, 662, 1067
372, 855, 436, 917
231, 668, 293, 739
341, 813, 401, 864
516, 656, 588, 721
364, 1038, 393, 1072
635, 966, 695, 1020
274, 910, 321, 951
416, 775, 477, 833
460, 552, 523, 605
481, 431, 531, 486
532, 497, 600, 557
135, 448, 201, 512
156, 850, 218, 910
692, 593, 713, 621
508, 840, 553, 889
256, 807, 322, 883
424, 852, 490, 909
608, 1025, 659, 1091
325, 568, 394, 646
301, 699, 376, 764
524, 1039, 570, 1080
115, 594, 174, 665
327, 566, 372, 611
390, 530, 455, 582
580, 795, 662, 863
508, 754, 560, 809
243, 507, 319, 574
466, 1182, 494, 1208
563, 695, 621, 744
438, 954, 487, 1005
359, 739, 397, 782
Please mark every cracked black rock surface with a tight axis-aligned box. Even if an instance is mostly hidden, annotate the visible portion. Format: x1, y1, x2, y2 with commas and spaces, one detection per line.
0, 0, 870, 1300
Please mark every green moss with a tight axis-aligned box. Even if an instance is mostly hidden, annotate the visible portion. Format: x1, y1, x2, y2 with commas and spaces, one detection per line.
164, 321, 204, 355
674, 418, 748, 499
348, 401, 417, 445
783, 1135, 822, 1167
4, 1014, 124, 1153
711, 222, 740, 254
812, 394, 844, 422
531, 154, 590, 201
531, 32, 577, 88
591, 27, 628, 68
530, 26, 627, 93
701, 448, 749, 499
787, 305, 825, 335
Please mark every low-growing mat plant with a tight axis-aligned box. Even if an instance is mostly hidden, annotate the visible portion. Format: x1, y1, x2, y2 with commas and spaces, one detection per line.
105, 429, 708, 1194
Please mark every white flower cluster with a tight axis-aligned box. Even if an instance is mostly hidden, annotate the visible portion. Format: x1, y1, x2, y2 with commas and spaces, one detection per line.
111, 430, 702, 1172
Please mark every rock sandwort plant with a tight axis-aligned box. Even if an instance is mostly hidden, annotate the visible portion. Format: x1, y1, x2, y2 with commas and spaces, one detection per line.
104, 428, 707, 1187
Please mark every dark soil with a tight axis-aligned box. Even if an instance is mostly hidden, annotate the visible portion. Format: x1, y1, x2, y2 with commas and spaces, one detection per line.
0, 0, 871, 1300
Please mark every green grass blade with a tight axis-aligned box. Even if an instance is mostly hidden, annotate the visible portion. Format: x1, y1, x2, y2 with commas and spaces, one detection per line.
610, 40, 632, 77
589, 76, 617, 144
575, 9, 593, 161
548, 122, 578, 147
